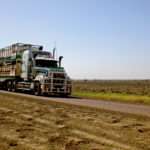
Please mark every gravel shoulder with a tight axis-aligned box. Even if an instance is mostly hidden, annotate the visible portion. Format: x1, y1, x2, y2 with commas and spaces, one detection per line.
1, 91, 150, 117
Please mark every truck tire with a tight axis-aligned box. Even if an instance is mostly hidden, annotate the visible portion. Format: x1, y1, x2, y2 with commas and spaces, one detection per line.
34, 81, 41, 96
0, 82, 2, 90
12, 81, 16, 92
7, 81, 12, 91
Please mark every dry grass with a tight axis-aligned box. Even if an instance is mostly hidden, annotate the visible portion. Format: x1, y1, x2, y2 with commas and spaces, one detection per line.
0, 93, 150, 150
72, 80, 150, 104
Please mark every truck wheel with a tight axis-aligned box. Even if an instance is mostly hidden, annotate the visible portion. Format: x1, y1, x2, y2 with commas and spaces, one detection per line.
7, 81, 12, 91
34, 81, 41, 96
12, 81, 16, 92
0, 82, 2, 90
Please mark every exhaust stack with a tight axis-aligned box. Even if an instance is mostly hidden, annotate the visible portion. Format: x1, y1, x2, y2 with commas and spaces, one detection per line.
53, 47, 56, 59
59, 56, 63, 67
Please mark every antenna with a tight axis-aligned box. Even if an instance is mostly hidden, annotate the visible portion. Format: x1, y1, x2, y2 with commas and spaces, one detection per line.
53, 41, 57, 60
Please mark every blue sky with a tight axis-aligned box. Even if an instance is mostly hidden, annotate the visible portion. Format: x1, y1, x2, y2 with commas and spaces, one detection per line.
0, 0, 150, 79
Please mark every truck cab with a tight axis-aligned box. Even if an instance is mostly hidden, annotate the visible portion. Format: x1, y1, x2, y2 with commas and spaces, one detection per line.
32, 51, 71, 95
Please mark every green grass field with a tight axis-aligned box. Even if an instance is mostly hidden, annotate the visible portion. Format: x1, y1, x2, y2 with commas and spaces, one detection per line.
72, 80, 150, 104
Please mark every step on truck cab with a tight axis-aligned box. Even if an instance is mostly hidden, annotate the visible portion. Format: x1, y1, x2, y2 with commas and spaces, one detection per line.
0, 43, 72, 96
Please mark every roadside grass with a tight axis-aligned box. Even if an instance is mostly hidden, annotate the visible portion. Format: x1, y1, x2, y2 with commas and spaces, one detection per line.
73, 91, 150, 104
72, 80, 150, 105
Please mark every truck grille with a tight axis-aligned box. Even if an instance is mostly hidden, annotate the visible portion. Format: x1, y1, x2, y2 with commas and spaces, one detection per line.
53, 79, 65, 88
53, 73, 65, 88
53, 73, 65, 79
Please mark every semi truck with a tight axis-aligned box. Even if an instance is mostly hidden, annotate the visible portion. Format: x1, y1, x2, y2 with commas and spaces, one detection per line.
0, 43, 72, 96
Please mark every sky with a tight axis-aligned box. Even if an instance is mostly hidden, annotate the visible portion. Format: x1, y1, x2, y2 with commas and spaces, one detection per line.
0, 0, 150, 79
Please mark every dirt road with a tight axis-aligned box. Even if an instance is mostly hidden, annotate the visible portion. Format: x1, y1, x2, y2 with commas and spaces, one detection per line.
1, 90, 150, 117
0, 91, 150, 150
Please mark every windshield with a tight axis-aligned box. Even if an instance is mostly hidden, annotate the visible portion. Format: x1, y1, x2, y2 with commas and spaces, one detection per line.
35, 60, 58, 68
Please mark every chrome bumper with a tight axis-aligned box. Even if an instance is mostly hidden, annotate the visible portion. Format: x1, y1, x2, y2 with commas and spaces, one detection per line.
41, 83, 71, 94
